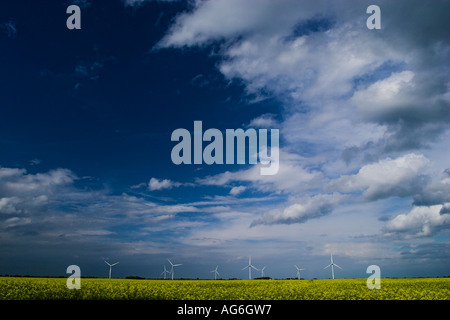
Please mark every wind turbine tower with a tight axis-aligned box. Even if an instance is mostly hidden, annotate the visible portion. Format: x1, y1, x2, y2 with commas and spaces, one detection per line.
161, 265, 171, 279
168, 259, 182, 280
242, 256, 259, 280
211, 265, 220, 280
324, 254, 342, 279
260, 266, 266, 278
104, 261, 119, 279
294, 265, 305, 280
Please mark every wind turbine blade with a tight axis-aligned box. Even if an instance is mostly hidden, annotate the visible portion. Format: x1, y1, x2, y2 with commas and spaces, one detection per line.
173, 264, 182, 267
242, 265, 250, 270
324, 264, 331, 269
167, 259, 173, 266
334, 264, 343, 270
251, 265, 259, 271
111, 262, 119, 266
104, 261, 112, 266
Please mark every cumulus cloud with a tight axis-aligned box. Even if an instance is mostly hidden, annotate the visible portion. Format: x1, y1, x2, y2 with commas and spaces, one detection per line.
0, 167, 76, 215
153, 1, 449, 251
132, 177, 192, 191
157, 0, 316, 48
352, 69, 448, 126
251, 193, 344, 226
196, 148, 323, 194
148, 177, 183, 191
350, 69, 450, 156
384, 204, 450, 238
0, 197, 22, 215
157, 0, 449, 161
328, 153, 430, 201
412, 171, 450, 207
158, 0, 397, 102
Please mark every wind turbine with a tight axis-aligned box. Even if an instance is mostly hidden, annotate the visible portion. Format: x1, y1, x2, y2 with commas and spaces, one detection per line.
324, 254, 342, 279
211, 265, 220, 280
161, 265, 171, 279
260, 266, 267, 278
104, 260, 119, 279
242, 256, 259, 280
294, 265, 305, 280
168, 259, 182, 280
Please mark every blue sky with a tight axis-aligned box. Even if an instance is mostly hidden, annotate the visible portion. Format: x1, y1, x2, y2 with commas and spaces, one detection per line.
0, 0, 449, 279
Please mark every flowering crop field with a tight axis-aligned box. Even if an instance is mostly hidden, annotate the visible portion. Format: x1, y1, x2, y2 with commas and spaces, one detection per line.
0, 277, 448, 300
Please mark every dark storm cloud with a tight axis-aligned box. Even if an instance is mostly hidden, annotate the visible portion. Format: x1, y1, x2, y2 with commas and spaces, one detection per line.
400, 243, 450, 262
412, 181, 450, 207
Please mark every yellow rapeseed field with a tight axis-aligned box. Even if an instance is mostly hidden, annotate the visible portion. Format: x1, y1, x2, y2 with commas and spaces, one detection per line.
0, 277, 448, 300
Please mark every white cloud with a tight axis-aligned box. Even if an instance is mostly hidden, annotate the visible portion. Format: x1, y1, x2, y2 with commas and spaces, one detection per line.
157, 0, 449, 161
352, 70, 450, 125
282, 104, 388, 155
133, 177, 193, 191
328, 153, 430, 201
247, 113, 279, 128
157, 0, 320, 48
197, 148, 323, 194
251, 193, 344, 226
151, 2, 450, 267
3, 217, 31, 228
0, 167, 76, 196
0, 166, 202, 249
0, 197, 21, 214
229, 186, 246, 196
385, 204, 450, 238
215, 22, 387, 102
148, 177, 182, 191
0, 168, 75, 216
